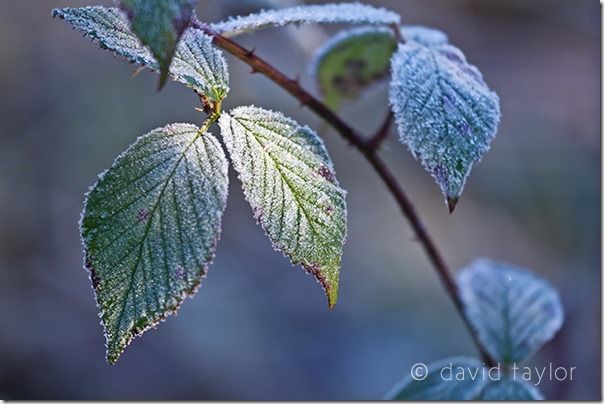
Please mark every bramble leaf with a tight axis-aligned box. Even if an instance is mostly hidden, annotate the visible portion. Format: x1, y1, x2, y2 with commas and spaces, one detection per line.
219, 106, 347, 308
120, 0, 197, 89
81, 123, 228, 364
457, 259, 564, 365
310, 25, 448, 109
479, 376, 544, 400
387, 357, 487, 400
401, 25, 449, 47
212, 3, 400, 37
310, 27, 397, 109
388, 39, 500, 211
52, 7, 229, 102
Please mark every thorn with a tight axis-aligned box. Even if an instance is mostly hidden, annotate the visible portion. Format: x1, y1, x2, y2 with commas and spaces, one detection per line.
447, 196, 459, 214
194, 107, 205, 113
246, 46, 257, 57
131, 66, 145, 78
250, 67, 259, 74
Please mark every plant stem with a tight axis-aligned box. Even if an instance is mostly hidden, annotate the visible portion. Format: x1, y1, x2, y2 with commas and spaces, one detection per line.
196, 21, 496, 368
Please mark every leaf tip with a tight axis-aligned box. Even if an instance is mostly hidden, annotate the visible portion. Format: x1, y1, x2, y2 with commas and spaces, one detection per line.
157, 67, 169, 90
447, 196, 459, 214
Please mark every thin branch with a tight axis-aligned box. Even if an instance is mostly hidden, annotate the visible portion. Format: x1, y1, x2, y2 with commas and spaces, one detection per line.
196, 21, 496, 368
366, 111, 393, 151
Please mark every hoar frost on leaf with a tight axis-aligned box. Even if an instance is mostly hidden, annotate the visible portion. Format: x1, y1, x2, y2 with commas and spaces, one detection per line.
211, 3, 400, 37
219, 106, 347, 308
457, 259, 564, 365
120, 0, 198, 89
52, 7, 229, 102
309, 25, 448, 108
388, 39, 500, 211
80, 123, 228, 363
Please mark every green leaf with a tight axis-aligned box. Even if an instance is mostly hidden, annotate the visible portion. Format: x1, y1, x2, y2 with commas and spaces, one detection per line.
212, 3, 400, 37
52, 7, 229, 102
388, 39, 500, 211
310, 25, 448, 109
479, 376, 544, 400
120, 0, 197, 89
457, 259, 564, 365
218, 106, 347, 308
310, 27, 396, 109
387, 357, 487, 400
81, 123, 228, 364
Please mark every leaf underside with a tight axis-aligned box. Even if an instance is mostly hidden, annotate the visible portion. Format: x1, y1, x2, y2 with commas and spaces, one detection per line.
52, 6, 229, 102
388, 37, 500, 207
219, 106, 347, 308
387, 357, 487, 400
211, 3, 400, 37
479, 376, 544, 400
457, 258, 564, 365
81, 124, 228, 363
120, 0, 197, 89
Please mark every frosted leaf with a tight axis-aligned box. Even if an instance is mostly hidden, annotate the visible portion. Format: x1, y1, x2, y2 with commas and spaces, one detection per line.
309, 27, 396, 109
211, 3, 400, 37
120, 0, 197, 89
80, 123, 228, 364
386, 357, 487, 400
388, 40, 500, 210
219, 106, 347, 308
457, 259, 564, 365
309, 25, 448, 108
401, 25, 448, 47
479, 376, 544, 400
53, 7, 229, 102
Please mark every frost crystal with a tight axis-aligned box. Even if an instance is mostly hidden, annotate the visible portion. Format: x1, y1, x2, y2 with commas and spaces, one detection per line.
219, 106, 347, 307
388, 40, 500, 208
211, 3, 400, 37
457, 259, 564, 364
53, 7, 229, 101
80, 123, 229, 363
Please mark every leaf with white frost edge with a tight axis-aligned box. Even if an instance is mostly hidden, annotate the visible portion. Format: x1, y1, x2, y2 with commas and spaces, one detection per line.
211, 3, 400, 37
120, 0, 197, 89
52, 7, 229, 102
219, 106, 347, 308
457, 259, 564, 365
479, 376, 544, 400
388, 40, 500, 212
309, 25, 448, 108
386, 357, 487, 400
81, 124, 228, 363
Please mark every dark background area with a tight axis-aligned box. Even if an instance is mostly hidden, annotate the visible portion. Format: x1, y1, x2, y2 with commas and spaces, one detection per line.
0, 0, 600, 400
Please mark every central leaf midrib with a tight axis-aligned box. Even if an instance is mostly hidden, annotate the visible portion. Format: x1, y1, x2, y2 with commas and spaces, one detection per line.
235, 119, 322, 242
110, 129, 202, 344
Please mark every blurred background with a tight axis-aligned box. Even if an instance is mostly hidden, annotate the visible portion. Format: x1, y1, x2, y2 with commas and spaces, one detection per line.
0, 0, 600, 400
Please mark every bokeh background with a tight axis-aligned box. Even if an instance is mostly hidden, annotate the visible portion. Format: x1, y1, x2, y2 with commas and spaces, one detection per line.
0, 0, 600, 400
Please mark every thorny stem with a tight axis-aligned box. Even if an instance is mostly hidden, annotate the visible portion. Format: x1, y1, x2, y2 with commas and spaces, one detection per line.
194, 20, 497, 368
